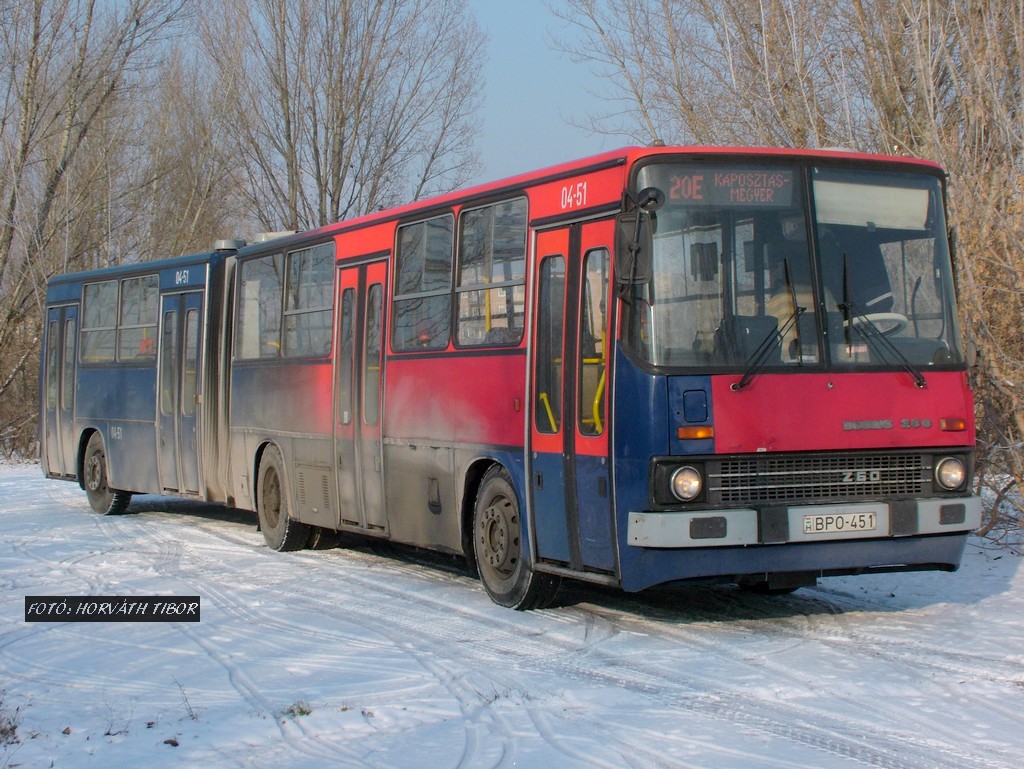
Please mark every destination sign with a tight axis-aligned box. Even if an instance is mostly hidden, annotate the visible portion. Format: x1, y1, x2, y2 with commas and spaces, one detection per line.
641, 165, 796, 208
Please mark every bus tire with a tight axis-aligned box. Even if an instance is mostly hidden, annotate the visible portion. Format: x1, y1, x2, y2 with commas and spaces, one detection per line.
82, 432, 132, 515
472, 465, 559, 610
307, 526, 341, 550
256, 445, 309, 552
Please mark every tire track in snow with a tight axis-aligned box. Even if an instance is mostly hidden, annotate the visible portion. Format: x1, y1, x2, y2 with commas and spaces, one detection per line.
16, 488, 1021, 769
124, 514, 515, 769
214, 546, 1000, 767
171, 620, 402, 769
566, 592, 1018, 769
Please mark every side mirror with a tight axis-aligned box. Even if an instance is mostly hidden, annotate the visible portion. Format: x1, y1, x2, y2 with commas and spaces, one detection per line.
965, 338, 980, 368
615, 212, 653, 285
615, 187, 664, 289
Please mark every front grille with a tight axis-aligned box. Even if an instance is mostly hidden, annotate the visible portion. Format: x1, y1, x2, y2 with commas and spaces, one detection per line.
708, 452, 930, 505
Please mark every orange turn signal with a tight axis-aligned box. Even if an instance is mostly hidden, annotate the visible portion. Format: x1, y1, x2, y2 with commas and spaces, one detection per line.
939, 418, 967, 432
677, 425, 714, 440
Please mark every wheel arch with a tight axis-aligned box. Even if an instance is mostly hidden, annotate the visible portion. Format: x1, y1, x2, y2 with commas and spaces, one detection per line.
252, 438, 310, 551
460, 455, 533, 573
461, 458, 498, 570
251, 439, 282, 511
75, 427, 101, 491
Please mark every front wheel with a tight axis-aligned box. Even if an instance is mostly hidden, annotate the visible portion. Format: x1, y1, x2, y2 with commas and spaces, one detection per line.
82, 432, 132, 515
256, 445, 309, 551
472, 465, 559, 609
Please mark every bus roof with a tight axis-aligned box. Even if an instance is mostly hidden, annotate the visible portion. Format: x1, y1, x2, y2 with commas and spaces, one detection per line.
45, 250, 229, 304
44, 145, 947, 281
289, 144, 946, 241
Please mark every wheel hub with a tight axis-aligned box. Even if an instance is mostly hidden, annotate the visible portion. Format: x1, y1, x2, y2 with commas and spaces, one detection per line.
482, 505, 509, 567
85, 455, 103, 492
263, 470, 282, 528
479, 494, 519, 576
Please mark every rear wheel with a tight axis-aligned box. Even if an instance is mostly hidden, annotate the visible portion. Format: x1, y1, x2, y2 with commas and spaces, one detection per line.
473, 465, 559, 609
307, 526, 341, 550
739, 582, 801, 596
256, 445, 309, 551
82, 432, 132, 515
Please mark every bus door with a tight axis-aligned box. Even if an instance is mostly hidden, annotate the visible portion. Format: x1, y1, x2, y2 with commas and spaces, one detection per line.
42, 305, 78, 477
530, 220, 616, 574
157, 291, 204, 495
334, 260, 388, 532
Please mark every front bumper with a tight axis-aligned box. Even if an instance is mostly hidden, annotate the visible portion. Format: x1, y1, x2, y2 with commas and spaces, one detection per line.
627, 496, 983, 549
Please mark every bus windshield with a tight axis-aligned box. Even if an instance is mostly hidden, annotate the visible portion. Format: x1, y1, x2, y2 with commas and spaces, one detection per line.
623, 162, 965, 372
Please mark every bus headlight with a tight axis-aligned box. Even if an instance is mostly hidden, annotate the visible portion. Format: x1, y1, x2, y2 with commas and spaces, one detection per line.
670, 466, 703, 501
935, 457, 966, 490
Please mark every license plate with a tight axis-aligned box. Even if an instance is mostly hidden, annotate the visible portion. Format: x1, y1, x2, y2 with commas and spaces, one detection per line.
803, 511, 878, 535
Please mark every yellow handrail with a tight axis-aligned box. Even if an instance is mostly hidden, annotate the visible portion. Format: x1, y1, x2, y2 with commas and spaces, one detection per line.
591, 368, 606, 434
538, 392, 558, 433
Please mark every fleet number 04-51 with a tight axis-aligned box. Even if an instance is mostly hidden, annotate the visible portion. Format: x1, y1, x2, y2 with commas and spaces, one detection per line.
561, 182, 588, 210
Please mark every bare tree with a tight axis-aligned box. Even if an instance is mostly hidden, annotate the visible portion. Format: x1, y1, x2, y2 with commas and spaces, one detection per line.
844, 1, 1024, 525
555, 0, 850, 147
123, 45, 246, 259
201, 0, 484, 232
0, 0, 192, 456
559, 0, 1024, 526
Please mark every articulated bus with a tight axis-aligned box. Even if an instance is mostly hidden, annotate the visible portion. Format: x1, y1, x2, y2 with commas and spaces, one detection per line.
41, 146, 982, 608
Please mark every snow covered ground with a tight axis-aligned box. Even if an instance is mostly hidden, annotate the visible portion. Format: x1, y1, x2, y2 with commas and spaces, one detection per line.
2, 461, 1022, 769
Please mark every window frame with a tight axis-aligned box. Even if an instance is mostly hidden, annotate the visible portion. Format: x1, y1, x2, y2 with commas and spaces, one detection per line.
236, 253, 285, 360
392, 213, 455, 352
235, 240, 336, 361
454, 196, 528, 348
80, 275, 159, 366
282, 242, 335, 358
80, 279, 119, 364
116, 274, 159, 362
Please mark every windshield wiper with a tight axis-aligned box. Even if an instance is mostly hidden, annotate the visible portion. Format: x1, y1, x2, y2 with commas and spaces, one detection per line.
838, 254, 926, 388
732, 259, 804, 391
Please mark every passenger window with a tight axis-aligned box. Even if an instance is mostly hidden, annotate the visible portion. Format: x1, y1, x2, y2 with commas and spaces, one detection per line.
337, 288, 355, 425
118, 275, 159, 361
364, 283, 384, 425
62, 318, 76, 409
46, 320, 59, 410
535, 256, 566, 434
182, 309, 199, 416
237, 254, 284, 359
160, 311, 177, 416
578, 249, 609, 436
393, 215, 453, 351
81, 280, 118, 362
456, 198, 527, 346
284, 242, 334, 357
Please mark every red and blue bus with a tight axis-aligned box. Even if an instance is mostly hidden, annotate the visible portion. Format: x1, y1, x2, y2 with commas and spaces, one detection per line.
40, 145, 981, 608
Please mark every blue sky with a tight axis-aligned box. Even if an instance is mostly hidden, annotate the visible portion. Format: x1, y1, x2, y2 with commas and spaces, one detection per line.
468, 1, 617, 184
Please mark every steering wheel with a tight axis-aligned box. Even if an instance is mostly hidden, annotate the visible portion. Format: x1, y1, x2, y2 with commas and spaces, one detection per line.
849, 312, 909, 336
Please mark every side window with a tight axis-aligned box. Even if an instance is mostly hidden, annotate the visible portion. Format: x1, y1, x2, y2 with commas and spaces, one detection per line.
81, 280, 118, 362
393, 215, 453, 351
456, 198, 527, 346
336, 288, 355, 425
364, 283, 384, 425
45, 320, 59, 410
237, 254, 284, 359
284, 242, 334, 357
535, 256, 566, 434
62, 318, 76, 409
160, 310, 177, 416
578, 248, 609, 436
182, 309, 200, 416
118, 275, 159, 361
